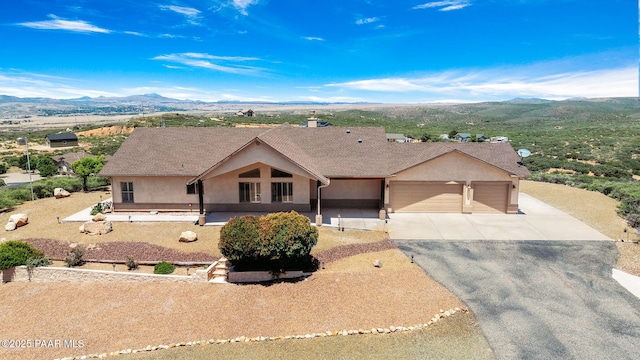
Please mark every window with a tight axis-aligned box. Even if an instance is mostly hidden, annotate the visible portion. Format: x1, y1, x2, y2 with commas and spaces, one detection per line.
272, 182, 293, 203
239, 182, 261, 203
187, 183, 198, 194
271, 168, 292, 178
121, 182, 134, 203
239, 168, 260, 178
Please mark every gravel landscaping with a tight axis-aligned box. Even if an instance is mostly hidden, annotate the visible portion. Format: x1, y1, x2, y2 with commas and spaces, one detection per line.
23, 238, 217, 263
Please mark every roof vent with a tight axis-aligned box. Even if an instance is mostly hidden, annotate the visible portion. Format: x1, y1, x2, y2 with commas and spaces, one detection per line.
357, 138, 363, 144
346, 129, 351, 134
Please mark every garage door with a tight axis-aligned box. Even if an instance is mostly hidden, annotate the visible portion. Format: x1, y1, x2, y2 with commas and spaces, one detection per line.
473, 183, 509, 213
390, 183, 463, 213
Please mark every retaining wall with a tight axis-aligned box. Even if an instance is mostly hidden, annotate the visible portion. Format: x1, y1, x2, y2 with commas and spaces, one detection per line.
2, 265, 212, 284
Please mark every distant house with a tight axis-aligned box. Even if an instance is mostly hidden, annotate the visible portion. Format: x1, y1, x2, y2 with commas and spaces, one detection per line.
454, 133, 472, 142
45, 133, 78, 148
51, 152, 95, 174
476, 134, 488, 142
386, 134, 409, 143
236, 109, 254, 117
490, 136, 509, 143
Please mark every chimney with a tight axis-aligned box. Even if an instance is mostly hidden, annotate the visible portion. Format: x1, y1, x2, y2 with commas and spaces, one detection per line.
307, 110, 317, 128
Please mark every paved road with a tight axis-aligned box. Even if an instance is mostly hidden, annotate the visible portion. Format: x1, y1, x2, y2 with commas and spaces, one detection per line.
395, 240, 640, 359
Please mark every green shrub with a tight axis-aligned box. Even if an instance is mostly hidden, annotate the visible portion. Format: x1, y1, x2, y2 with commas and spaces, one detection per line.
35, 156, 59, 177
126, 256, 138, 271
25, 256, 52, 269
64, 247, 85, 267
218, 215, 263, 262
0, 241, 44, 270
219, 211, 318, 272
154, 261, 175, 274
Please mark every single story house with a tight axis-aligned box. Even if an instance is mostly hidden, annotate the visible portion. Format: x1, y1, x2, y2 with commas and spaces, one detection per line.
236, 109, 254, 117
99, 125, 530, 215
45, 133, 78, 148
51, 152, 95, 174
386, 133, 410, 143
454, 133, 472, 142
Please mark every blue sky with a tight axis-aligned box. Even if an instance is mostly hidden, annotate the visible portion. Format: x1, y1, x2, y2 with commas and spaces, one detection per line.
0, 0, 637, 103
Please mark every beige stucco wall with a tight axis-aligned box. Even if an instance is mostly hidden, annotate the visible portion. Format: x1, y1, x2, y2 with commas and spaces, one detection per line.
385, 151, 521, 213
322, 179, 381, 200
202, 163, 311, 205
112, 176, 198, 205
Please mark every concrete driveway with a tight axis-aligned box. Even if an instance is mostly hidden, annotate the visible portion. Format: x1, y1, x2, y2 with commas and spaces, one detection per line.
387, 193, 610, 241
390, 195, 640, 359
0, 171, 41, 186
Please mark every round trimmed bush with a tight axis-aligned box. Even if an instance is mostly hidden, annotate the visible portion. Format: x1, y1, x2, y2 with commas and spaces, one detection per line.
154, 261, 175, 274
0, 241, 44, 270
219, 211, 318, 272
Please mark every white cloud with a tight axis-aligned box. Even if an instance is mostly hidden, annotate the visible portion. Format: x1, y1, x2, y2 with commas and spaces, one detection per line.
232, 0, 259, 16
17, 14, 110, 33
327, 78, 428, 92
159, 5, 201, 24
356, 17, 380, 25
0, 72, 117, 99
159, 5, 201, 17
304, 36, 325, 41
326, 61, 638, 101
413, 1, 472, 11
152, 53, 264, 75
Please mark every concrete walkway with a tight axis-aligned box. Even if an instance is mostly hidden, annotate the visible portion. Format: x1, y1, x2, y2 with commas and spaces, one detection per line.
63, 202, 386, 231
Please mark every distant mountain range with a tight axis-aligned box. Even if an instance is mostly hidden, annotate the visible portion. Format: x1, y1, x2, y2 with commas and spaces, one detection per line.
0, 94, 638, 120
0, 93, 368, 106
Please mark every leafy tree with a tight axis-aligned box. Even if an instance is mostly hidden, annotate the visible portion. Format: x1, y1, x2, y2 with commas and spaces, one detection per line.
17, 154, 30, 171
420, 133, 431, 142
35, 156, 59, 177
0, 163, 7, 174
448, 130, 458, 139
0, 241, 44, 270
71, 157, 104, 191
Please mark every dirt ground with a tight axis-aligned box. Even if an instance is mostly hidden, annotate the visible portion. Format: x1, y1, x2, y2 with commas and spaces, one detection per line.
520, 180, 640, 276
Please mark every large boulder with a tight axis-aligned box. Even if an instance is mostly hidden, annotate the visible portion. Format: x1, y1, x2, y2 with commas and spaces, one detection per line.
179, 231, 197, 243
92, 213, 107, 222
5, 222, 16, 231
81, 221, 112, 235
8, 214, 28, 227
54, 188, 71, 199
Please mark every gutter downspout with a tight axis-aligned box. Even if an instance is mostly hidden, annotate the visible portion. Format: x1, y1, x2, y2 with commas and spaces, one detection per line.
316, 180, 330, 226
197, 180, 205, 226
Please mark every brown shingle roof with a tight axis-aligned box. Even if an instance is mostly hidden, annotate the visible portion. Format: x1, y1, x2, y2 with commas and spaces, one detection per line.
52, 151, 94, 164
99, 126, 531, 179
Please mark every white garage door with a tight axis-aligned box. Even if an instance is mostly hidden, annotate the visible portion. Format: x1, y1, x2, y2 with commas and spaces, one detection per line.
390, 182, 463, 213
473, 183, 509, 213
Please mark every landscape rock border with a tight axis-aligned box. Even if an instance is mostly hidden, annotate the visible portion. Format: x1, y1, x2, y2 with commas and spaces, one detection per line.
56, 307, 469, 360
